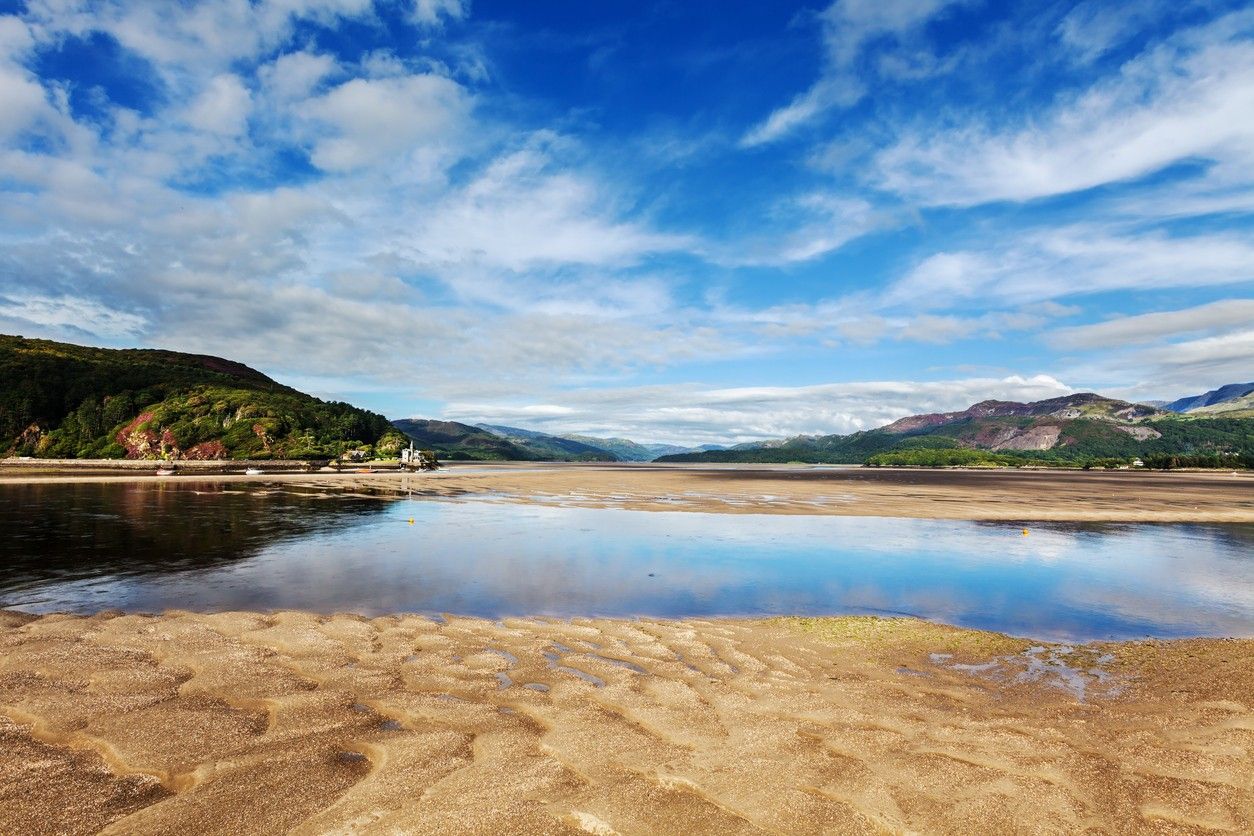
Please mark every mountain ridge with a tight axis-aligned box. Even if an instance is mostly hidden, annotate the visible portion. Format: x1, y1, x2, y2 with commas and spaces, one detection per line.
658, 390, 1253, 466
1160, 382, 1254, 415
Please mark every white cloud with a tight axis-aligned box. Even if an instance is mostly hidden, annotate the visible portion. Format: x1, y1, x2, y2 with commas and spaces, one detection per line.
409, 0, 465, 27
887, 227, 1254, 308
185, 74, 252, 136
1055, 0, 1167, 64
1068, 329, 1254, 402
0, 65, 49, 140
0, 293, 147, 340
304, 73, 471, 172
714, 194, 884, 265
742, 0, 963, 146
261, 50, 339, 101
403, 142, 692, 271
873, 8, 1254, 205
1051, 299, 1254, 350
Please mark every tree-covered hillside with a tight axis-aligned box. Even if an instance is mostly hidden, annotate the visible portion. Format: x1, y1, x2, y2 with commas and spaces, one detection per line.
1, 335, 401, 460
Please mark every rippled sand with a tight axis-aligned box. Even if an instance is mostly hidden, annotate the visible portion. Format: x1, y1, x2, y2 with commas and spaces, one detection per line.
2, 609, 1250, 834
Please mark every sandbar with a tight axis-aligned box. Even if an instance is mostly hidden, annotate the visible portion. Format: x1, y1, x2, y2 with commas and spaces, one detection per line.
1, 610, 1251, 834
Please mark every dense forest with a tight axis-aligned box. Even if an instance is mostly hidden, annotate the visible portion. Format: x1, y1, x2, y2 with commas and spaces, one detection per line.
1, 335, 405, 460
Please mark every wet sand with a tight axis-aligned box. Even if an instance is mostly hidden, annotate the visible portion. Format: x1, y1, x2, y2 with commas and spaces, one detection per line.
1, 610, 1250, 835
5, 461, 1251, 521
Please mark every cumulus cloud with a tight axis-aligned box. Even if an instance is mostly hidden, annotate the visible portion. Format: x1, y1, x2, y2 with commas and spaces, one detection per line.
304, 73, 471, 172
260, 50, 339, 101
184, 74, 252, 136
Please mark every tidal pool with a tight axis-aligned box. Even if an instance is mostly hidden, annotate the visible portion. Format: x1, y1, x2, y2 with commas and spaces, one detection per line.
1, 481, 1251, 640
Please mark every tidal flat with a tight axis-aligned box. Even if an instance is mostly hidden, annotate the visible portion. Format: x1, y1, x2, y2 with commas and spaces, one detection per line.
1, 464, 1252, 834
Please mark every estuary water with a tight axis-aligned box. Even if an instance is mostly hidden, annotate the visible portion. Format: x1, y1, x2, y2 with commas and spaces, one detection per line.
1, 481, 1251, 641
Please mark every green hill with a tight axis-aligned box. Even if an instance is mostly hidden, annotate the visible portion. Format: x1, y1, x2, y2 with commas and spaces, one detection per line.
1, 334, 401, 460
659, 393, 1254, 467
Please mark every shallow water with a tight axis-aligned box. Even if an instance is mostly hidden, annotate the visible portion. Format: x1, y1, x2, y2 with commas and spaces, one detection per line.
1, 481, 1251, 640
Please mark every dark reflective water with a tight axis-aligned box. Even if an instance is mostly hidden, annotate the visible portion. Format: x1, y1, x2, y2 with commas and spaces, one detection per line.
2, 482, 1251, 640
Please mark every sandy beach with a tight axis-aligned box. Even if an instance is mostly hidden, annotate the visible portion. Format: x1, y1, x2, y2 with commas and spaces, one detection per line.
3, 464, 1252, 833
3, 461, 1253, 522
2, 609, 1252, 835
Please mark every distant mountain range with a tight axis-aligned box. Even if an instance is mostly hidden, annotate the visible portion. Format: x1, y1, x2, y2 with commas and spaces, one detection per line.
390, 419, 723, 462
657, 391, 1254, 466
1148, 382, 1254, 417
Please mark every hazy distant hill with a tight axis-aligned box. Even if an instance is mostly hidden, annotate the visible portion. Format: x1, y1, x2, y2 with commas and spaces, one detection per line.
391, 419, 531, 460
475, 424, 618, 461
554, 434, 675, 461
392, 419, 722, 462
1160, 382, 1254, 416
659, 392, 1254, 466
0, 334, 399, 460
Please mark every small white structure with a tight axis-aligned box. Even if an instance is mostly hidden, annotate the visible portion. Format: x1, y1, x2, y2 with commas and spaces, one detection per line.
1132, 459, 1145, 467
400, 441, 437, 469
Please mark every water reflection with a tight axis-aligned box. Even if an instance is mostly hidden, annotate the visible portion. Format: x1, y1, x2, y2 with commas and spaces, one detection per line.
1, 483, 1251, 641
0, 482, 389, 591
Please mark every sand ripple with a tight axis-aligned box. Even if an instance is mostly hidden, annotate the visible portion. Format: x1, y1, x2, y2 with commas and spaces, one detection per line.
1, 610, 1251, 834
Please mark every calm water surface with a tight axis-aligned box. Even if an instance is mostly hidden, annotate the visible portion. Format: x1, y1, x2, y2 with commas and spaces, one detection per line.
1, 481, 1251, 641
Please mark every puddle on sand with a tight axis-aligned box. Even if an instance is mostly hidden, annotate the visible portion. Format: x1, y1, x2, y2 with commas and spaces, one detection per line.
929, 646, 1123, 702
378, 719, 404, 732
522, 683, 550, 693
544, 648, 606, 687
896, 666, 932, 678
674, 651, 702, 673
336, 751, 369, 766
495, 671, 512, 689
486, 648, 519, 666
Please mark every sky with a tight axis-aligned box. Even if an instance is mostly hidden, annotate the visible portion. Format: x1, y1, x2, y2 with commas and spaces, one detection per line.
1, 0, 1252, 445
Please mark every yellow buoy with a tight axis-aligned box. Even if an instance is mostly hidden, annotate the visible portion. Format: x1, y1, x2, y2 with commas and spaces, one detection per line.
408, 518, 415, 525
1022, 528, 1029, 536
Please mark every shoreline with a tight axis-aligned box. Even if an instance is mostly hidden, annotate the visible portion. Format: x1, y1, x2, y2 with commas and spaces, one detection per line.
2, 609, 1250, 834
3, 462, 1251, 522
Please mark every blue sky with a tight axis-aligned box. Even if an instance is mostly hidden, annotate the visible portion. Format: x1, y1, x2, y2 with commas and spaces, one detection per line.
1, 0, 1251, 443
